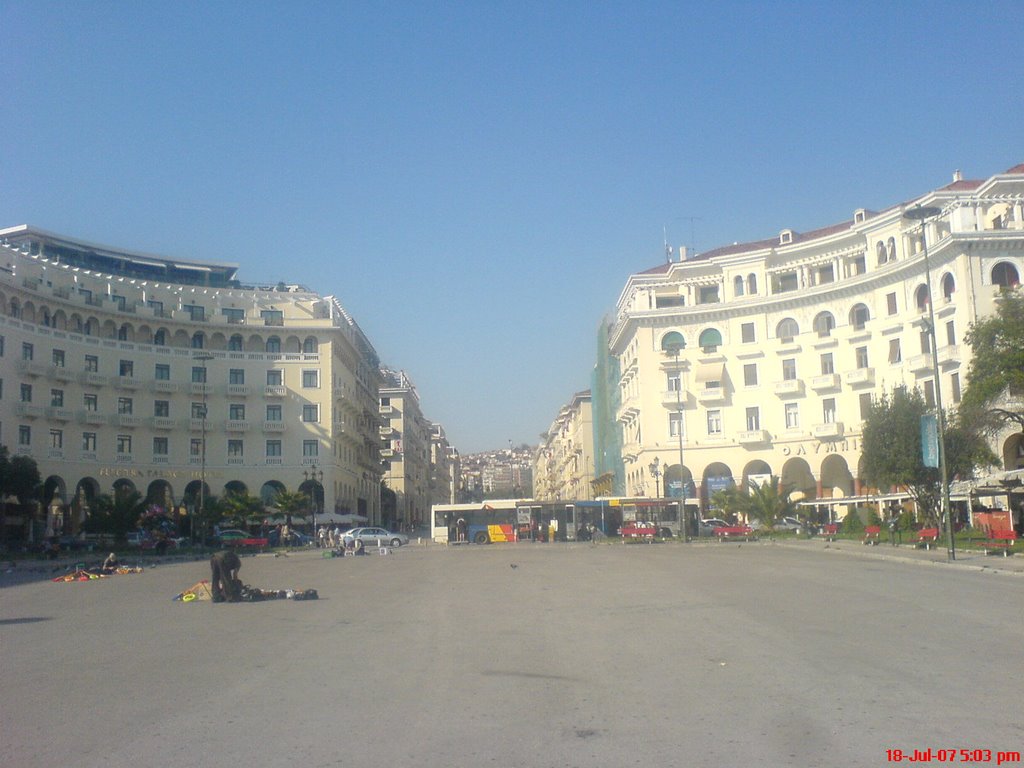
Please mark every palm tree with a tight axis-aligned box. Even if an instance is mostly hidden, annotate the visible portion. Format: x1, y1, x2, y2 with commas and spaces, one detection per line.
83, 489, 147, 544
269, 489, 310, 528
743, 476, 798, 531
218, 491, 266, 530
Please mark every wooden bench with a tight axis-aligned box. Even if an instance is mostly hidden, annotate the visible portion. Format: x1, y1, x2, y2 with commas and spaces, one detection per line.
912, 527, 940, 550
820, 523, 839, 541
713, 525, 756, 542
980, 529, 1018, 557
862, 525, 881, 545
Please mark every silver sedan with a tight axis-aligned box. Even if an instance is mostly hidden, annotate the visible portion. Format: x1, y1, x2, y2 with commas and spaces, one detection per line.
342, 527, 409, 548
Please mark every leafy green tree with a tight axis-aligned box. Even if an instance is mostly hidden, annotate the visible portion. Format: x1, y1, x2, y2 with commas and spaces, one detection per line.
743, 476, 798, 530
0, 447, 41, 504
269, 489, 310, 527
218, 491, 266, 529
708, 486, 746, 523
83, 490, 147, 544
962, 291, 1024, 436
861, 387, 995, 525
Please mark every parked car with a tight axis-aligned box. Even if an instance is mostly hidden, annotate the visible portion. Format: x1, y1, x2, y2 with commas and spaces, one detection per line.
775, 517, 802, 531
701, 518, 730, 529
342, 527, 409, 548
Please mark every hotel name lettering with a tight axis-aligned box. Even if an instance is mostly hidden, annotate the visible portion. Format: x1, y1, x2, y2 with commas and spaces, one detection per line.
780, 437, 860, 457
98, 467, 224, 480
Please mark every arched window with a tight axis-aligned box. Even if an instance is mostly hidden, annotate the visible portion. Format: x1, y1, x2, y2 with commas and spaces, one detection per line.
660, 331, 686, 354
191, 332, 205, 349
303, 336, 317, 353
776, 318, 799, 342
887, 237, 897, 261
992, 262, 1020, 288
733, 276, 745, 297
698, 328, 722, 352
914, 284, 930, 312
941, 273, 955, 302
153, 329, 166, 346
117, 324, 128, 341
228, 334, 243, 351
747, 274, 758, 294
876, 241, 887, 265
813, 312, 835, 338
266, 336, 281, 354
850, 304, 870, 330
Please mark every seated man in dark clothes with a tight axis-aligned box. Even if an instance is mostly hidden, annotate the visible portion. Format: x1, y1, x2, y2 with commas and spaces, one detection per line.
210, 547, 242, 603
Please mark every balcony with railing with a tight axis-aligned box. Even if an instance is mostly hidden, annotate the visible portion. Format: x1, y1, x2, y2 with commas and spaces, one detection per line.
814, 422, 845, 439
773, 379, 805, 397
225, 420, 250, 432
810, 373, 841, 391
151, 380, 179, 393
15, 404, 44, 418
695, 385, 727, 404
152, 417, 178, 430
264, 385, 287, 397
737, 429, 769, 445
226, 384, 251, 397
263, 421, 286, 432
844, 368, 875, 386
908, 353, 934, 373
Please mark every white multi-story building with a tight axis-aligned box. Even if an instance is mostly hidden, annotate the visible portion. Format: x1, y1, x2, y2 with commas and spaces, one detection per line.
609, 164, 1024, 522
0, 226, 384, 536
429, 422, 459, 506
534, 390, 594, 501
379, 368, 431, 528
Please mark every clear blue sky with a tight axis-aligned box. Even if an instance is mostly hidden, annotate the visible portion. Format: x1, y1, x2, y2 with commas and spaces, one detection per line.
2, 1, 1020, 453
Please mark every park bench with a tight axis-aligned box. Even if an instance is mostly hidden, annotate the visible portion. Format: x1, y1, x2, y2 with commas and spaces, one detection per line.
912, 527, 940, 550
820, 523, 839, 541
713, 525, 756, 542
980, 529, 1018, 557
862, 525, 881, 545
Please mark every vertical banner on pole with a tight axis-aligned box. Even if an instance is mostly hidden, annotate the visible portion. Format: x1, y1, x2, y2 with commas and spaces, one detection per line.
921, 414, 939, 468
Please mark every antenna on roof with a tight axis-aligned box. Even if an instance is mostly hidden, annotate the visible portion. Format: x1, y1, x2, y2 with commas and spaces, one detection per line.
663, 225, 673, 263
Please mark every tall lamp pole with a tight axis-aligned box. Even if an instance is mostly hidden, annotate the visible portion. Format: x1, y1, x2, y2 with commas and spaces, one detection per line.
903, 204, 955, 562
194, 353, 214, 542
648, 457, 662, 532
304, 464, 323, 544
662, 338, 690, 539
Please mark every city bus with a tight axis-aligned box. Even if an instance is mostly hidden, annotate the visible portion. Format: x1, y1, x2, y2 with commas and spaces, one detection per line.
431, 501, 521, 544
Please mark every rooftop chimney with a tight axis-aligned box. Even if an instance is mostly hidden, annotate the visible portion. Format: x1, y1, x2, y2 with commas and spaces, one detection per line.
953, 169, 963, 182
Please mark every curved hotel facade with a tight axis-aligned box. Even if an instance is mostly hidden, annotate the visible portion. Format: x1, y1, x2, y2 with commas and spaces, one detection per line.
607, 165, 1024, 518
0, 226, 384, 535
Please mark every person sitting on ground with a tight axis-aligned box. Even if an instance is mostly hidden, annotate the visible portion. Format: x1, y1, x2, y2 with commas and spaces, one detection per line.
101, 552, 120, 574
210, 546, 242, 603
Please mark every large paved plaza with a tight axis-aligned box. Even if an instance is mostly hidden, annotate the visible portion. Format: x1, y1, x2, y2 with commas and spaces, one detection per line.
2, 541, 1022, 768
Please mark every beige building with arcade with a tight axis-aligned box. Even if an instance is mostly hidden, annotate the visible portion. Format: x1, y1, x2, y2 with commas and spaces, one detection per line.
379, 368, 431, 529
608, 164, 1024, 520
0, 225, 385, 536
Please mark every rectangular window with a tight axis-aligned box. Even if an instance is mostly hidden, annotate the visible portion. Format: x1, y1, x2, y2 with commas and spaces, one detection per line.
50, 389, 64, 407
266, 404, 282, 421
743, 364, 758, 386
117, 397, 133, 415
147, 299, 164, 315
155, 364, 170, 380
22, 342, 34, 361
859, 393, 873, 421
782, 358, 797, 381
154, 400, 170, 417
266, 440, 282, 457
785, 403, 799, 429
698, 286, 720, 304
119, 360, 133, 377
746, 407, 760, 431
191, 367, 207, 383
228, 440, 243, 457
820, 353, 834, 375
230, 404, 246, 420
85, 355, 98, 372
816, 264, 835, 285
222, 308, 245, 323
18, 425, 31, 446
302, 370, 319, 388
190, 438, 202, 457
886, 292, 898, 315
706, 409, 722, 435
920, 331, 932, 354
923, 380, 936, 408
951, 373, 962, 403
666, 371, 681, 392
822, 398, 836, 423
302, 404, 319, 423
261, 309, 284, 326
741, 322, 756, 343
669, 412, 683, 437
184, 304, 205, 321
855, 346, 869, 369
267, 369, 283, 386
153, 437, 169, 456
303, 440, 319, 457
117, 434, 132, 454
191, 402, 206, 419
776, 272, 799, 293
50, 429, 63, 449
20, 383, 32, 402
52, 349, 65, 367
229, 369, 245, 385
111, 294, 126, 310
946, 320, 956, 347
84, 393, 98, 411
888, 339, 902, 364
82, 432, 96, 452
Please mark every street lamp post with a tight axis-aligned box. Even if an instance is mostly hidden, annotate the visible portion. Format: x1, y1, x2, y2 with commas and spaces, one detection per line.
663, 341, 690, 539
903, 204, 955, 562
304, 465, 323, 545
648, 457, 662, 534
194, 353, 214, 543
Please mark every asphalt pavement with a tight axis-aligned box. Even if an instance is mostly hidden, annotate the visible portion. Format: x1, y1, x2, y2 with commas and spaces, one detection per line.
2, 540, 1022, 768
